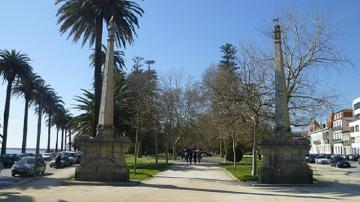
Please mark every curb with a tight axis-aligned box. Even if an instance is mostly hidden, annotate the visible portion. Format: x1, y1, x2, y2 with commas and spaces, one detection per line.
63, 180, 140, 186
250, 181, 329, 187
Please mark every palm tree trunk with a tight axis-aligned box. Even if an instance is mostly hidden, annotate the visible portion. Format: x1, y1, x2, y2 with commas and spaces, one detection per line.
21, 98, 29, 153
1, 80, 13, 155
55, 127, 59, 153
35, 105, 42, 162
61, 128, 64, 151
91, 16, 103, 137
64, 130, 67, 151
47, 112, 52, 152
68, 130, 71, 151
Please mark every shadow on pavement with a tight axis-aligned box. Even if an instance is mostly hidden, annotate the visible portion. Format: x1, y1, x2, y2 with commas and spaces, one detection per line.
261, 181, 360, 198
139, 183, 339, 200
0, 192, 34, 202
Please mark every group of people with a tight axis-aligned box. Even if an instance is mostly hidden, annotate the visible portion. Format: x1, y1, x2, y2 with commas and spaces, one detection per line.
180, 148, 202, 165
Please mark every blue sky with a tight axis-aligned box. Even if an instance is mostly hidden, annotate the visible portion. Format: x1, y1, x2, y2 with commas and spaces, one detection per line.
0, 0, 359, 149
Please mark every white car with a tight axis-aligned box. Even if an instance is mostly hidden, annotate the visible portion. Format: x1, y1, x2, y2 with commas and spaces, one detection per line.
315, 156, 330, 164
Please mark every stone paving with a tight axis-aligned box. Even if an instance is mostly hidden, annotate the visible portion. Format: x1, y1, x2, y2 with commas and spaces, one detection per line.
0, 159, 360, 202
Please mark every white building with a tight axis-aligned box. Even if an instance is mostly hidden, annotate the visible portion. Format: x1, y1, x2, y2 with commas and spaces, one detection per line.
350, 97, 360, 155
332, 109, 354, 155
309, 127, 332, 154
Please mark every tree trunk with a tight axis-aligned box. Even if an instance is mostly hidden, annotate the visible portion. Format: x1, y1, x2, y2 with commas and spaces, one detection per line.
46, 112, 51, 153
223, 139, 227, 163
64, 130, 67, 151
219, 139, 223, 158
61, 128, 64, 151
68, 130, 72, 151
172, 145, 176, 160
155, 132, 158, 166
91, 16, 104, 137
134, 114, 139, 174
165, 139, 169, 165
232, 137, 236, 168
251, 122, 257, 176
35, 104, 42, 174
1, 80, 13, 155
21, 98, 29, 153
55, 128, 59, 153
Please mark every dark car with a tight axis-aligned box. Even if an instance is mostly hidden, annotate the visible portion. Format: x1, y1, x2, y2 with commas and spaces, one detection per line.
50, 155, 70, 168
0, 154, 20, 168
330, 156, 351, 168
11, 157, 46, 177
306, 155, 316, 163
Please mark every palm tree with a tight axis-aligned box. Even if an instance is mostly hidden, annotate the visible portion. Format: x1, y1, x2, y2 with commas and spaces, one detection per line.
33, 83, 53, 160
53, 105, 66, 152
13, 73, 44, 153
67, 89, 94, 137
56, 0, 143, 137
0, 49, 32, 155
44, 94, 64, 152
89, 45, 126, 72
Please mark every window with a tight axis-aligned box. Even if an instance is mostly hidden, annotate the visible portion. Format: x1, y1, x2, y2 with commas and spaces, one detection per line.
356, 125, 359, 132
351, 127, 355, 132
355, 114, 360, 120
354, 102, 360, 110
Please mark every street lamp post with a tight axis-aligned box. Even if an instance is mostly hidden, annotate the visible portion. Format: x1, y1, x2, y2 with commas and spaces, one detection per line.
251, 116, 257, 176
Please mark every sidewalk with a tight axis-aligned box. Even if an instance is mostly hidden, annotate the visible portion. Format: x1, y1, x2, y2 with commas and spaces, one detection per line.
0, 159, 359, 202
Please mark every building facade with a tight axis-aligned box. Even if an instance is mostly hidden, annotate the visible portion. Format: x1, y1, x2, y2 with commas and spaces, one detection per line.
332, 109, 354, 155
309, 117, 333, 155
350, 97, 360, 155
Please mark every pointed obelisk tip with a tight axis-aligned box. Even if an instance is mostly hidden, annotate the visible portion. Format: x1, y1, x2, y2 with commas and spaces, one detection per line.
273, 17, 281, 41
108, 16, 115, 38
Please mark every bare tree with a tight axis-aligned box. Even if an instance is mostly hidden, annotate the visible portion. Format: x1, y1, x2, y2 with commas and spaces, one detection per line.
264, 10, 350, 126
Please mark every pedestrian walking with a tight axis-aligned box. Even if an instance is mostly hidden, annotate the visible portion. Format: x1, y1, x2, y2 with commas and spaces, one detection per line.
193, 150, 197, 165
0, 161, 3, 174
197, 151, 202, 164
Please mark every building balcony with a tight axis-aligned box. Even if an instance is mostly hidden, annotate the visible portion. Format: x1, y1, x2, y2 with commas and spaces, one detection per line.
332, 139, 343, 143
313, 140, 321, 145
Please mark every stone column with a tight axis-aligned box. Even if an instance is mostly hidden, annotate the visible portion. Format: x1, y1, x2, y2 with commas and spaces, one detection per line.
257, 21, 313, 184
274, 24, 291, 137
75, 17, 130, 182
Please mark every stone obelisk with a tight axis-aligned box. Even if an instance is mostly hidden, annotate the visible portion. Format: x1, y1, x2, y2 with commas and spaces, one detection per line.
274, 23, 291, 137
258, 21, 313, 184
75, 17, 130, 182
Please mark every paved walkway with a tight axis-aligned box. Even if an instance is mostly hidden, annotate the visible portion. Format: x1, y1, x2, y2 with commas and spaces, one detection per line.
1, 159, 360, 201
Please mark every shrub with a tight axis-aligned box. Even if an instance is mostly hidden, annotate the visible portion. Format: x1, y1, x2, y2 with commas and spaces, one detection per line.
226, 144, 243, 162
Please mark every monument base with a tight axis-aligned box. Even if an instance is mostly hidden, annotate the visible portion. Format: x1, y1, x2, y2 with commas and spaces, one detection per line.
75, 133, 130, 182
258, 138, 313, 184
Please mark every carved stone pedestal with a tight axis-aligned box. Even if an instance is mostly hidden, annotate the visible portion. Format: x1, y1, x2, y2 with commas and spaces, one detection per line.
75, 134, 129, 182
258, 138, 313, 184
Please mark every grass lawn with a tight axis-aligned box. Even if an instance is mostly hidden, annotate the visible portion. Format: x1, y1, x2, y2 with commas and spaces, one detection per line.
221, 156, 263, 181
126, 155, 170, 181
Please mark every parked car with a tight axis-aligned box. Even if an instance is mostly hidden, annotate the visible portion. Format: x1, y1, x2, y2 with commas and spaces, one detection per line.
330, 156, 351, 168
348, 155, 359, 161
61, 151, 77, 165
42, 153, 52, 161
11, 157, 46, 177
315, 155, 330, 164
50, 154, 70, 168
0, 154, 20, 168
75, 151, 83, 163
306, 155, 316, 163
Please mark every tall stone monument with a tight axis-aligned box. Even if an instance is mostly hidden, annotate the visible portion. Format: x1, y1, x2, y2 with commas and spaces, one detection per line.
258, 21, 313, 184
75, 17, 130, 182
